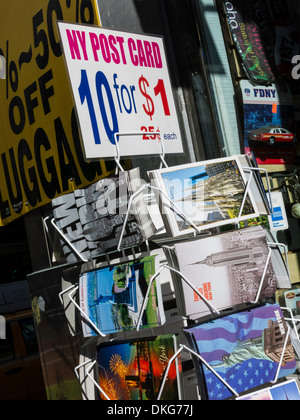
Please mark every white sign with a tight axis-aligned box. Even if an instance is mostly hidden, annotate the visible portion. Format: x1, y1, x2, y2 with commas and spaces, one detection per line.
241, 79, 293, 105
58, 22, 184, 160
268, 191, 289, 231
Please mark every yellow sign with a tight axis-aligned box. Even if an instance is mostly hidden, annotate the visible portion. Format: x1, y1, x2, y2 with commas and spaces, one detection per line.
0, 0, 116, 226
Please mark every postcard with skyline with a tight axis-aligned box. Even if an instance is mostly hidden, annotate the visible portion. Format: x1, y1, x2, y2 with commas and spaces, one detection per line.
150, 157, 259, 237
96, 335, 181, 400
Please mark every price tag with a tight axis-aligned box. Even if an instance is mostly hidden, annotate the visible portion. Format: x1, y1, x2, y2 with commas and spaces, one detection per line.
58, 22, 184, 160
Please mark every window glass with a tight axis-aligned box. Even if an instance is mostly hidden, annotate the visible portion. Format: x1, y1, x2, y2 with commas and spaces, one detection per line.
0, 323, 14, 363
19, 318, 39, 356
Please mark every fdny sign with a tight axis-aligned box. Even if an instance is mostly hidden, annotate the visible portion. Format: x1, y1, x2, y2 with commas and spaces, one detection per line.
253, 88, 276, 99
241, 80, 292, 105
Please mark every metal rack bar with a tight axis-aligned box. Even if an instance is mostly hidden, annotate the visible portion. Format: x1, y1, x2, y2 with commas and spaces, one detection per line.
270, 325, 292, 385
43, 216, 89, 263
237, 166, 273, 226
250, 247, 272, 304
113, 131, 164, 173
86, 360, 111, 400
136, 263, 220, 331
65, 284, 106, 337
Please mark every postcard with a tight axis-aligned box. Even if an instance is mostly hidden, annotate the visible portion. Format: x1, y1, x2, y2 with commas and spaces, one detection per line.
269, 379, 300, 401
75, 171, 144, 256
79, 252, 165, 336
237, 379, 300, 401
52, 168, 159, 262
148, 157, 260, 237
173, 225, 278, 318
236, 388, 273, 401
52, 192, 91, 263
96, 334, 181, 400
184, 304, 297, 400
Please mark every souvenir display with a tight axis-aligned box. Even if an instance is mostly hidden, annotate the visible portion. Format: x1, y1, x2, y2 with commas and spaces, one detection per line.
54, 156, 299, 402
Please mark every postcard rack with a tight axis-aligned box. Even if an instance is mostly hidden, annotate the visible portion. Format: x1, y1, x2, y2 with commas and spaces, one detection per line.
74, 319, 298, 401
116, 167, 273, 251
43, 147, 274, 264
47, 138, 298, 402
58, 231, 286, 338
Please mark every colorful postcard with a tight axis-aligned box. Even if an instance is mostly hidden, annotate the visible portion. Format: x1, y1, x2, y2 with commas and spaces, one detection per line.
236, 388, 273, 401
148, 157, 259, 237
184, 304, 297, 400
224, 0, 275, 85
237, 379, 300, 401
96, 335, 181, 400
270, 379, 300, 401
79, 253, 165, 336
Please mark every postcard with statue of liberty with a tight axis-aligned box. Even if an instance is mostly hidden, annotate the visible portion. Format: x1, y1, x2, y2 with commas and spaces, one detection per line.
184, 304, 297, 401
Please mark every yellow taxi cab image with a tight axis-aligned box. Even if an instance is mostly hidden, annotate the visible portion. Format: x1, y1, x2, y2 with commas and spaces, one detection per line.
0, 309, 46, 400
249, 125, 297, 145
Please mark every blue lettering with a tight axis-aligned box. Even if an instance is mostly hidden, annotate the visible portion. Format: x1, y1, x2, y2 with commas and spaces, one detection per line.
96, 71, 119, 144
164, 132, 177, 140
112, 73, 137, 114
78, 69, 119, 145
